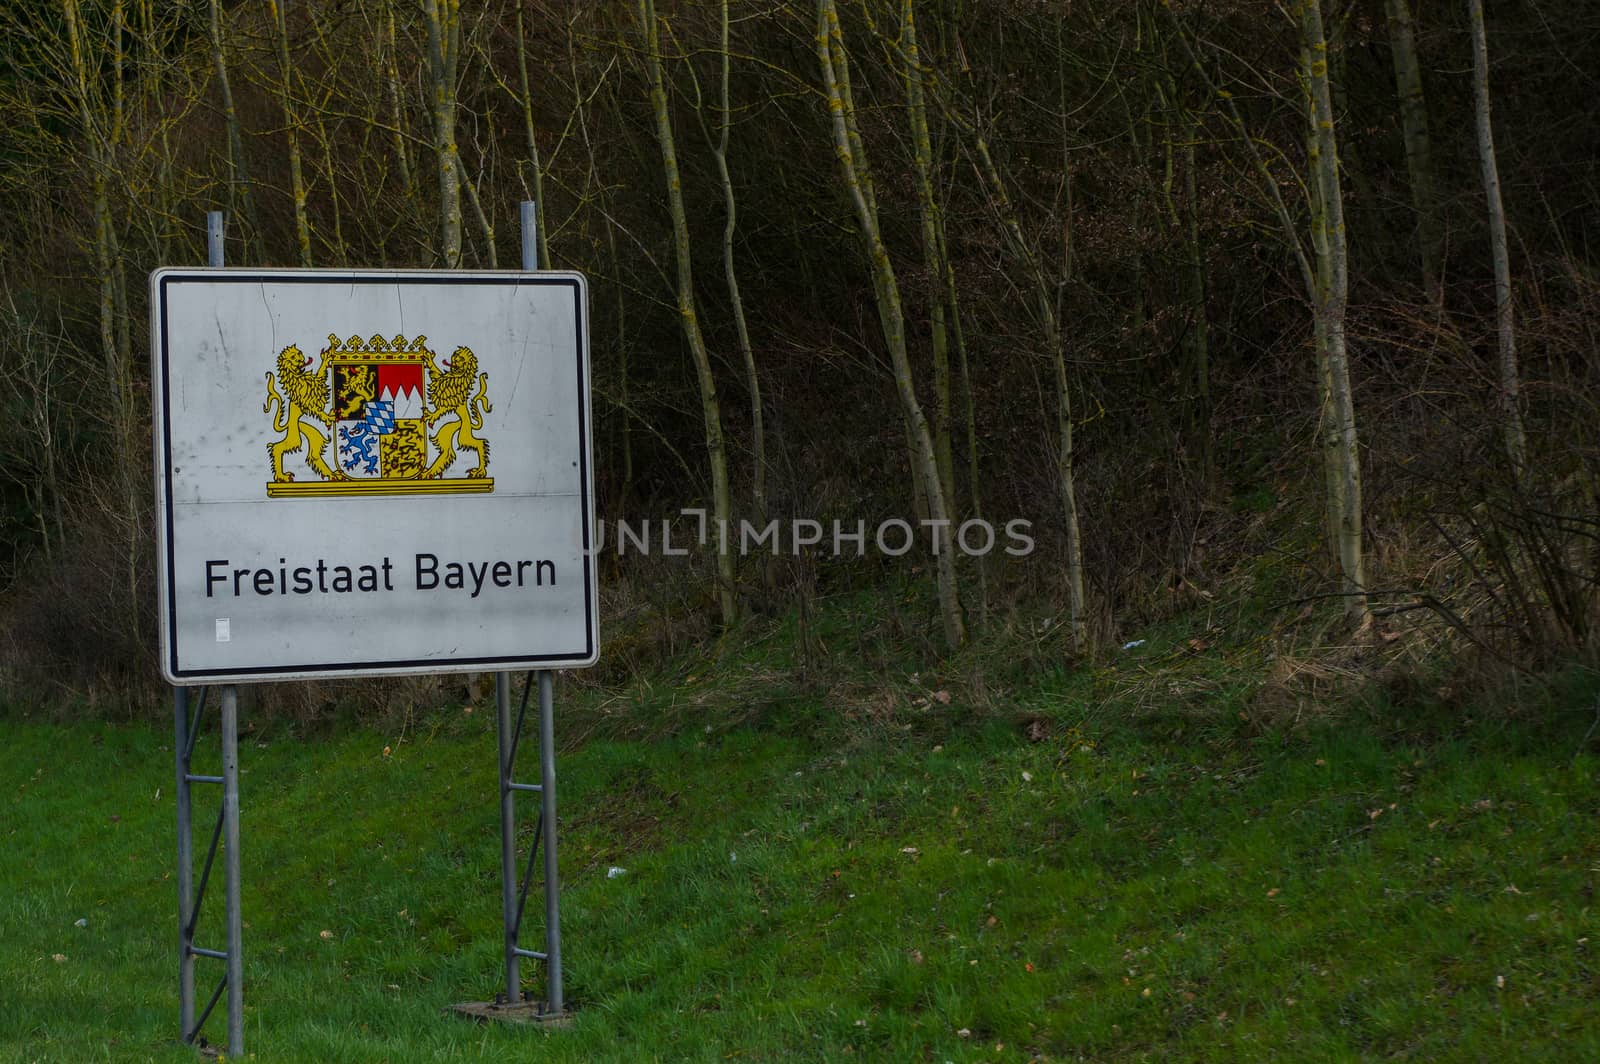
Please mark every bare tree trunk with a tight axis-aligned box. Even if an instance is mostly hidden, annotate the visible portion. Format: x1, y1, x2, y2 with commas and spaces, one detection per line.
145, 0, 179, 265
1468, 0, 1526, 479
422, 0, 462, 268
1303, 0, 1368, 626
971, 134, 1087, 652
383, 1, 416, 210
639, 0, 738, 628
708, 0, 766, 530
270, 0, 312, 266
818, 0, 965, 649
903, 0, 955, 512
1169, 5, 1367, 625
514, 5, 551, 269
937, 206, 987, 623
1384, 0, 1440, 300
208, 0, 258, 260
905, 417, 929, 523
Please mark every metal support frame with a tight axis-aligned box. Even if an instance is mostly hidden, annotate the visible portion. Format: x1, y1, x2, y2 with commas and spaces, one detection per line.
171, 210, 245, 1057
173, 683, 244, 1055
493, 669, 563, 1012
167, 206, 566, 1050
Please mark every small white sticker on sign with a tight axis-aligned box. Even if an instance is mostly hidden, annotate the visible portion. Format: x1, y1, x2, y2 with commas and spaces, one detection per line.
215, 618, 231, 643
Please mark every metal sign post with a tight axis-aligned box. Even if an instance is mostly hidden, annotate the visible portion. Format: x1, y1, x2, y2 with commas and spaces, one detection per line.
461, 202, 568, 1024
171, 211, 246, 1057
475, 668, 565, 1022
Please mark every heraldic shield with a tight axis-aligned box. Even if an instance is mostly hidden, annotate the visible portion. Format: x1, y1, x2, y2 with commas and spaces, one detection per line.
263, 333, 493, 497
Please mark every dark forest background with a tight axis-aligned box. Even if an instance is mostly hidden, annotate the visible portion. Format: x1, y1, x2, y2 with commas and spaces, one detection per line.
1, 0, 1596, 712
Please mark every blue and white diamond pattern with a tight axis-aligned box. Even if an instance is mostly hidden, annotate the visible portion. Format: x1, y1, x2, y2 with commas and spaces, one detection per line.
337, 400, 399, 478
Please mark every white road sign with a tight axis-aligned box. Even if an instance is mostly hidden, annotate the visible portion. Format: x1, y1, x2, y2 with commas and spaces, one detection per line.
150, 269, 598, 683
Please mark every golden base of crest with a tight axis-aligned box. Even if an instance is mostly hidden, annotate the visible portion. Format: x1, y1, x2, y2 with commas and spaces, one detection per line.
266, 478, 494, 498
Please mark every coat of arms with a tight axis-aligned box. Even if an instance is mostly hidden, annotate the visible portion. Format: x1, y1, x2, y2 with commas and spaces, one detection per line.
262, 333, 492, 497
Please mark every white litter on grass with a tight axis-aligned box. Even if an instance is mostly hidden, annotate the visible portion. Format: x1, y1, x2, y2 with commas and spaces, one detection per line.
607, 867, 627, 879
74, 918, 87, 928
1122, 639, 1146, 650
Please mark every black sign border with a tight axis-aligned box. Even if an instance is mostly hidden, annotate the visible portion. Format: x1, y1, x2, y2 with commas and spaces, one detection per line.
153, 269, 597, 683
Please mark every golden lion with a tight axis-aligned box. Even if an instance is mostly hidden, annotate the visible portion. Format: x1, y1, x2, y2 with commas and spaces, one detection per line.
264, 344, 338, 482
422, 346, 491, 479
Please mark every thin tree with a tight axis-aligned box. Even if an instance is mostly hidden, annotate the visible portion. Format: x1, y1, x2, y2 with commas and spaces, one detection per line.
383, 0, 417, 218
818, 0, 965, 648
682, 0, 767, 531
1468, 0, 1526, 479
269, 0, 313, 266
638, 0, 738, 627
902, 0, 956, 512
422, 0, 463, 267
207, 0, 259, 258
1384, 0, 1440, 299
1171, 0, 1367, 625
513, 4, 551, 269
1302, 0, 1368, 625
712, 0, 766, 531
968, 132, 1089, 652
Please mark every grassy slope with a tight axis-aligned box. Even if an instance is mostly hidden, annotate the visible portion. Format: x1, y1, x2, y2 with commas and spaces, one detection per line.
3, 620, 1599, 1062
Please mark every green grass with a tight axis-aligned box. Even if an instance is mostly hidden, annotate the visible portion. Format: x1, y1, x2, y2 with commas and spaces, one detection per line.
4, 658, 1599, 1061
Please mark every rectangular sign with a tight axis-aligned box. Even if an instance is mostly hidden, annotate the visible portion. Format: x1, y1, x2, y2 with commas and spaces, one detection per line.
150, 269, 597, 683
